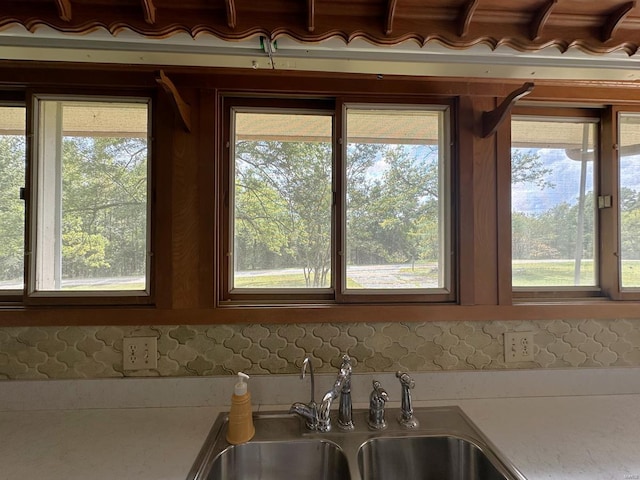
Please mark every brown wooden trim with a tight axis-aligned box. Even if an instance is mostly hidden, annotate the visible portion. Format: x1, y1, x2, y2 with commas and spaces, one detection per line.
495, 110, 512, 305
457, 96, 476, 305
482, 82, 534, 138
5, 301, 640, 327
199, 89, 216, 308
156, 70, 192, 133
385, 0, 398, 35
225, 0, 237, 29
152, 88, 173, 308
530, 0, 557, 41
54, 0, 72, 22
458, 0, 479, 38
307, 0, 315, 33
8, 62, 640, 323
4, 1, 640, 55
602, 1, 636, 43
599, 106, 619, 299
334, 98, 346, 300
141, 0, 156, 24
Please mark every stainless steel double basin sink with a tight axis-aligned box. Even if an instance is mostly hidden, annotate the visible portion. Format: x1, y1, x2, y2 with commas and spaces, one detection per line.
186, 406, 527, 480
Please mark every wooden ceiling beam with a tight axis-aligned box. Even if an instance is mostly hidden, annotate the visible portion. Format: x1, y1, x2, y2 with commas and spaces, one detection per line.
602, 1, 635, 42
458, 0, 479, 38
385, 0, 398, 35
225, 0, 237, 29
54, 0, 72, 22
530, 0, 557, 41
307, 0, 315, 32
141, 0, 156, 24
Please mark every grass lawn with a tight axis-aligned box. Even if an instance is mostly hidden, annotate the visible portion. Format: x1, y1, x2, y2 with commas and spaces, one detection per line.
514, 259, 640, 287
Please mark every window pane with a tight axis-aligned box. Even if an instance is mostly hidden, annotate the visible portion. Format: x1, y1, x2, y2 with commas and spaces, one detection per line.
0, 106, 26, 292
511, 118, 597, 288
619, 113, 640, 288
345, 108, 449, 290
232, 111, 333, 289
35, 100, 149, 292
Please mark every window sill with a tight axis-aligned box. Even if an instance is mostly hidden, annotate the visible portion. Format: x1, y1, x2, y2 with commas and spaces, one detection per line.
0, 299, 639, 326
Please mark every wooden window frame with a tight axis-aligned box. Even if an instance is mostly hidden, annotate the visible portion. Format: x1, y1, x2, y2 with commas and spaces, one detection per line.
219, 95, 456, 305
18, 90, 156, 306
606, 106, 640, 301
509, 105, 640, 302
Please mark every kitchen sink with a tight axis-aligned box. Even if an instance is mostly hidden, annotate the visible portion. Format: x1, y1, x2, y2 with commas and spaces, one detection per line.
358, 435, 514, 480
186, 407, 526, 480
208, 440, 350, 480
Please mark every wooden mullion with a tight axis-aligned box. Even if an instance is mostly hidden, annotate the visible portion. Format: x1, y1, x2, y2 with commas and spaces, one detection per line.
495, 109, 513, 305
599, 106, 619, 299
334, 98, 345, 302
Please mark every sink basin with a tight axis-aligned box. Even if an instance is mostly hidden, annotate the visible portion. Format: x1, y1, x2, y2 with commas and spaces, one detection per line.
186, 407, 526, 480
358, 436, 512, 480
208, 440, 350, 480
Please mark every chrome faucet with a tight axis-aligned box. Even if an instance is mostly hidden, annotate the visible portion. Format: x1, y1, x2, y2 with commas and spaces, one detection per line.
396, 371, 419, 428
289, 354, 353, 433
368, 380, 388, 430
336, 355, 354, 430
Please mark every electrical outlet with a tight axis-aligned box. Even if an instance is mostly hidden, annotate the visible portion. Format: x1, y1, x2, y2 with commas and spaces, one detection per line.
504, 331, 534, 363
123, 336, 158, 370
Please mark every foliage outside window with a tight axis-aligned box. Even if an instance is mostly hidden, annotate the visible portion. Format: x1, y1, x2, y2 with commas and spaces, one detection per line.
0, 105, 26, 294
511, 117, 598, 291
31, 98, 150, 296
226, 102, 452, 302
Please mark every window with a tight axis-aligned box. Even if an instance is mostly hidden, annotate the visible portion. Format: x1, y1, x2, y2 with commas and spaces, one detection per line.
0, 105, 26, 296
619, 112, 640, 290
344, 106, 451, 293
231, 109, 333, 291
511, 115, 598, 295
223, 99, 453, 303
29, 97, 151, 299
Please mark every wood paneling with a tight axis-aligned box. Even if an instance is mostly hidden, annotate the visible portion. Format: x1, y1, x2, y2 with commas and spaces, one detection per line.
4, 1, 640, 54
1, 61, 640, 324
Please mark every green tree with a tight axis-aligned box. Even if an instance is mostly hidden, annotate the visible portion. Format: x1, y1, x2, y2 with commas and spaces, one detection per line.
234, 140, 334, 287
348, 145, 440, 265
62, 136, 147, 279
511, 149, 554, 188
0, 136, 25, 283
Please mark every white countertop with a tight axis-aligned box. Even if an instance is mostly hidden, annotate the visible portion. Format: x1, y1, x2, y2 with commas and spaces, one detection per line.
1, 395, 639, 480
2, 369, 640, 480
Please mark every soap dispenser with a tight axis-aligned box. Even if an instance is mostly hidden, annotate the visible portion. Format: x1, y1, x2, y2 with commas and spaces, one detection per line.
226, 372, 255, 444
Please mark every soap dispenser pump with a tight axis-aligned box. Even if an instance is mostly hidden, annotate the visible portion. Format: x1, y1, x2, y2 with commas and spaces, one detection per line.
226, 372, 255, 444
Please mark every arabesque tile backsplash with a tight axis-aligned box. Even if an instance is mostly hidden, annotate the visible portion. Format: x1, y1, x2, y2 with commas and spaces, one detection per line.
1, 319, 640, 380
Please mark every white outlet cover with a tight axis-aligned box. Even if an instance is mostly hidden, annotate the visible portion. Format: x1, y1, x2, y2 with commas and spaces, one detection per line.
504, 331, 535, 363
123, 336, 158, 370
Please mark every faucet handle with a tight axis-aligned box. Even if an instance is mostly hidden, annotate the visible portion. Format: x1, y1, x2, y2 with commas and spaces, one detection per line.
368, 380, 389, 430
396, 371, 415, 389
396, 371, 419, 428
339, 354, 352, 375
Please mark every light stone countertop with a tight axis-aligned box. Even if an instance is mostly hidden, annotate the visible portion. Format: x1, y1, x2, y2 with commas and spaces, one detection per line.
2, 369, 640, 480
1, 395, 640, 480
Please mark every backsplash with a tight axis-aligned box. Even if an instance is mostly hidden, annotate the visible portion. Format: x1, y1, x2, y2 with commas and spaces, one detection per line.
1, 319, 639, 380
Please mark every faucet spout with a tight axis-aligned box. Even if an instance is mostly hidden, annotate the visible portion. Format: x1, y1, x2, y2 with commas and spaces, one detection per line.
289, 353, 353, 433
